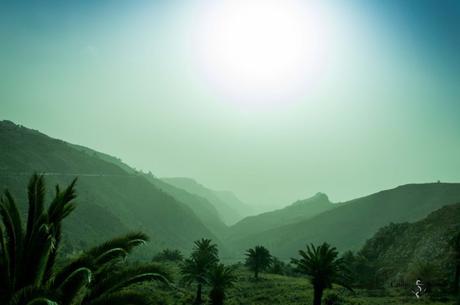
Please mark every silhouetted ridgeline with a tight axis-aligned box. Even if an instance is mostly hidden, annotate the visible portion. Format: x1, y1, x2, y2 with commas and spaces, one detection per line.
227, 192, 333, 242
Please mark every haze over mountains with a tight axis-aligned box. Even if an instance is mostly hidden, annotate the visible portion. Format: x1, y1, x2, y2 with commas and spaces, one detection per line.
227, 192, 334, 241
1, 120, 460, 259
162, 177, 253, 225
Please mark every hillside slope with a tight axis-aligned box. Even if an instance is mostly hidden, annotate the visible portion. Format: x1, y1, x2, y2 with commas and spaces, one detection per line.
72, 144, 229, 237
227, 192, 333, 241
162, 177, 250, 225
0, 120, 222, 255
360, 202, 460, 283
230, 183, 460, 258
145, 175, 228, 237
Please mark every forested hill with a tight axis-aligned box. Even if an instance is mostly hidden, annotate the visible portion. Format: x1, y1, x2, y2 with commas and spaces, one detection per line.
229, 182, 460, 257
0, 120, 223, 256
360, 202, 460, 284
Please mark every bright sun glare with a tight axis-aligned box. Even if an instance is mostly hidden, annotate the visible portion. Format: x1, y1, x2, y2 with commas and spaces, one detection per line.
192, 0, 332, 104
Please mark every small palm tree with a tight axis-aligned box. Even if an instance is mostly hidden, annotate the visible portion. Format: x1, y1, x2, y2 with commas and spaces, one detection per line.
244, 246, 272, 279
181, 238, 219, 304
208, 264, 237, 305
0, 174, 171, 305
291, 243, 352, 305
153, 248, 184, 262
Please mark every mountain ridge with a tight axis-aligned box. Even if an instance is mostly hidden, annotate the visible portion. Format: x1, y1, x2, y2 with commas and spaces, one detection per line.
0, 120, 225, 256
226, 192, 334, 241
228, 182, 460, 258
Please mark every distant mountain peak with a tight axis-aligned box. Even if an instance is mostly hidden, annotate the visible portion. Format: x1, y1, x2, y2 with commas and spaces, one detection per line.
291, 192, 330, 207
313, 192, 329, 200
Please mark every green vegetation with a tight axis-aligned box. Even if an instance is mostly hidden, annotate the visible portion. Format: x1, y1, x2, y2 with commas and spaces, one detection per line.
355, 203, 460, 291
208, 264, 237, 305
181, 239, 219, 304
153, 249, 184, 262
0, 174, 170, 305
450, 232, 460, 294
245, 246, 273, 279
407, 261, 441, 293
291, 243, 352, 305
1, 121, 459, 304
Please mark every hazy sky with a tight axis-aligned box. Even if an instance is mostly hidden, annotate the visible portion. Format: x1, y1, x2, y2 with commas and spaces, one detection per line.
1, 0, 459, 210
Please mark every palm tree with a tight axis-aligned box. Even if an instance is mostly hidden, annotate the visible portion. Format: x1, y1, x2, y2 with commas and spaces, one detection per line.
291, 243, 352, 305
0, 174, 77, 303
208, 264, 236, 305
181, 238, 219, 304
450, 231, 460, 294
0, 174, 171, 305
54, 231, 171, 305
153, 248, 184, 262
244, 246, 272, 279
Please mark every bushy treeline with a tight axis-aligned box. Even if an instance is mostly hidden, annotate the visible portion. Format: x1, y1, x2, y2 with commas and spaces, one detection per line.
341, 208, 460, 295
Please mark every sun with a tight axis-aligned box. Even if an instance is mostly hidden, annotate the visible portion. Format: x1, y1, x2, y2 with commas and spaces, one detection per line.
191, 0, 330, 104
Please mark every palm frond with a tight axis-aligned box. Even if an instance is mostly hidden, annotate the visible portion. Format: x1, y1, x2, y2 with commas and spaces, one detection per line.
84, 263, 170, 302
94, 248, 128, 266
7, 285, 54, 305
56, 267, 91, 305
86, 232, 148, 263
47, 178, 77, 225
0, 190, 25, 291
25, 174, 45, 246
50, 256, 94, 290
25, 298, 58, 305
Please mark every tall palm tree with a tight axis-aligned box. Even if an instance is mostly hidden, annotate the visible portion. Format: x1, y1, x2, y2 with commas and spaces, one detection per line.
0, 174, 171, 305
181, 238, 219, 304
208, 264, 236, 305
244, 246, 272, 280
291, 243, 352, 305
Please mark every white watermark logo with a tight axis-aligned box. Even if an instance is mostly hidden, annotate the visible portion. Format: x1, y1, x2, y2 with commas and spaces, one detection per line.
411, 280, 426, 298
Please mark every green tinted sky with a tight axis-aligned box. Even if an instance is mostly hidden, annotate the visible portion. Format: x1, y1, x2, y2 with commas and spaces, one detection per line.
1, 0, 459, 209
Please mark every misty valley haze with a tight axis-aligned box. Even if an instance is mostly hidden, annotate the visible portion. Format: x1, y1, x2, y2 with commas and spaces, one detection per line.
1, 1, 460, 210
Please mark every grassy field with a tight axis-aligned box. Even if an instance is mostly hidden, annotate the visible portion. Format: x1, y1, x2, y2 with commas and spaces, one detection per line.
142, 266, 457, 305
